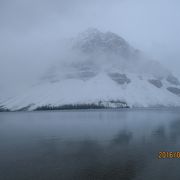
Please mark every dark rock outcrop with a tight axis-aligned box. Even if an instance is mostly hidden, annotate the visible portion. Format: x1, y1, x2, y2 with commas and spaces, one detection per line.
148, 79, 163, 88
109, 73, 131, 84
167, 87, 180, 95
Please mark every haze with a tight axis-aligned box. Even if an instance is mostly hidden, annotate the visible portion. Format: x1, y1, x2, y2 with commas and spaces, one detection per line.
0, 0, 180, 99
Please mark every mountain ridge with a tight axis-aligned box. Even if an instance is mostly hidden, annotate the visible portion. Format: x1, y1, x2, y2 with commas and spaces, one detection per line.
1, 29, 180, 111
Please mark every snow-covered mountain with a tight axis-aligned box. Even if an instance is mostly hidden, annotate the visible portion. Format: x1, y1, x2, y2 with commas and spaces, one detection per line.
1, 28, 180, 111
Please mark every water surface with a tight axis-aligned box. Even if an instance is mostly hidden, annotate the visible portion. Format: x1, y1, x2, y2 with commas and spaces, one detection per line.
0, 109, 180, 180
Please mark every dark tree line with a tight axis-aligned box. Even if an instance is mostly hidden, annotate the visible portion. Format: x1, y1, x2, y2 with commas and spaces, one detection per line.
35, 103, 106, 111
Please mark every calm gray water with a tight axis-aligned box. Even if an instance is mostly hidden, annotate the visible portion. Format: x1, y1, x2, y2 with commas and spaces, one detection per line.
0, 109, 180, 180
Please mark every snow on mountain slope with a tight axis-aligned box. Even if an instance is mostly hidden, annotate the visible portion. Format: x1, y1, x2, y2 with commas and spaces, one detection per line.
1, 28, 180, 111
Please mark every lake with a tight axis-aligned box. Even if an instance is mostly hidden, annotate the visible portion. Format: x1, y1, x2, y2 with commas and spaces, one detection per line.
0, 109, 180, 180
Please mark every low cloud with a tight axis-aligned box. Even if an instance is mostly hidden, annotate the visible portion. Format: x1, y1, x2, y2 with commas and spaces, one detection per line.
0, 0, 180, 99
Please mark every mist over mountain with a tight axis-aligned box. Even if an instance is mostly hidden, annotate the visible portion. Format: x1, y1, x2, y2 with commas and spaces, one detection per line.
1, 29, 180, 111
42, 29, 175, 83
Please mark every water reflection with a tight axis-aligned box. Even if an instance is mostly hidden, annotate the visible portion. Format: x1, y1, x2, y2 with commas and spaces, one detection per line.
112, 130, 132, 145
0, 110, 180, 180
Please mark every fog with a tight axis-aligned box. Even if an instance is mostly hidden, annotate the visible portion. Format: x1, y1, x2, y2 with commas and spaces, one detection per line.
0, 0, 180, 99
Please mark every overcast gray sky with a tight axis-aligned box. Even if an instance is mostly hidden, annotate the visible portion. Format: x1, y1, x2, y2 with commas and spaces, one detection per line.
0, 0, 180, 98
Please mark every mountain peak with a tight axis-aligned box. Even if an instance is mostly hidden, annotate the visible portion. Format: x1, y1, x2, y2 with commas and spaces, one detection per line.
74, 28, 131, 56
79, 28, 102, 37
